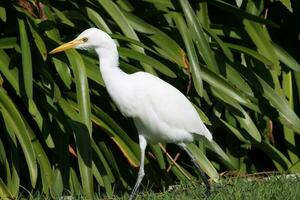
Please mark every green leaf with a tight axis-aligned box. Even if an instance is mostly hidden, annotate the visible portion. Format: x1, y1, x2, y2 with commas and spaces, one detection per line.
0, 88, 37, 187
256, 141, 291, 171
52, 7, 75, 27
204, 28, 234, 62
255, 75, 300, 133
50, 168, 63, 198
27, 21, 47, 60
212, 87, 261, 142
225, 42, 273, 66
224, 61, 254, 97
42, 6, 61, 41
186, 143, 219, 181
56, 98, 93, 198
52, 57, 72, 89
95, 0, 155, 73
0, 50, 19, 93
206, 140, 237, 170
1, 130, 17, 191
272, 42, 300, 71
180, 0, 219, 73
282, 72, 298, 163
0, 37, 19, 50
18, 18, 33, 99
235, 106, 261, 142
244, 2, 282, 94
142, 0, 174, 8
118, 47, 176, 78
149, 144, 166, 170
173, 12, 203, 96
69, 167, 83, 195
112, 34, 170, 61
124, 12, 185, 68
0, 178, 11, 199
243, 20, 280, 73
86, 7, 112, 33
91, 105, 140, 167
220, 118, 250, 143
91, 140, 114, 197
289, 160, 300, 172
97, 140, 128, 187
193, 103, 211, 125
71, 121, 93, 199
0, 6, 6, 22
0, 139, 11, 194
280, 0, 293, 12
83, 58, 104, 86
235, 0, 243, 7
25, 112, 52, 194
65, 50, 92, 134
197, 2, 210, 28
95, 0, 137, 40
63, 50, 93, 198
92, 162, 104, 187
201, 67, 256, 109
208, 0, 279, 27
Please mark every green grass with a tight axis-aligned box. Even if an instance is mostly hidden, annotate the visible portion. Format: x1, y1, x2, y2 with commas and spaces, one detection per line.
117, 174, 300, 200
17, 174, 300, 199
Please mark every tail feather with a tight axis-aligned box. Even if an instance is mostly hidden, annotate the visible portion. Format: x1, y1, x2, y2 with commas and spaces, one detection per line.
194, 126, 213, 141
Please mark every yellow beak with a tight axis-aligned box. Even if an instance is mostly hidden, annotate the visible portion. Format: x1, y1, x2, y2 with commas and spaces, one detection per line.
49, 39, 84, 54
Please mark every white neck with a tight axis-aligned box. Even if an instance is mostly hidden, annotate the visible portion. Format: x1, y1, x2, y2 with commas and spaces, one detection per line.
95, 44, 127, 81
94, 42, 133, 116
94, 42, 130, 104
96, 44, 118, 67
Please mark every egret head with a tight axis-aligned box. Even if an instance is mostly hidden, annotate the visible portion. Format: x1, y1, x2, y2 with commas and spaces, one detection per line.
49, 28, 113, 54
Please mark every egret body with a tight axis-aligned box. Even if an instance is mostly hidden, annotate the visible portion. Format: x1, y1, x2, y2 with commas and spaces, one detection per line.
50, 28, 213, 200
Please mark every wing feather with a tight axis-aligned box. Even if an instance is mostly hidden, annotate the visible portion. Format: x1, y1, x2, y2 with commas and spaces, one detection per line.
132, 72, 212, 141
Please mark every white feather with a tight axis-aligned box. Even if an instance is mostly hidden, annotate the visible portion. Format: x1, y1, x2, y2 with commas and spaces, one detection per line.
75, 28, 213, 143
53, 28, 214, 199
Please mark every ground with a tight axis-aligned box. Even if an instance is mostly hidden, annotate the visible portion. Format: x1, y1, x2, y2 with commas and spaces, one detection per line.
20, 173, 300, 199
116, 174, 300, 200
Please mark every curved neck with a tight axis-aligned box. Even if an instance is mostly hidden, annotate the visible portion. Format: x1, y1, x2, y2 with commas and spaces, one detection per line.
95, 44, 128, 87
95, 45, 119, 69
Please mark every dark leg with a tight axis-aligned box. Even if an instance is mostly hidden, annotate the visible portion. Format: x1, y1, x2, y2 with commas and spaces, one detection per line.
179, 143, 211, 195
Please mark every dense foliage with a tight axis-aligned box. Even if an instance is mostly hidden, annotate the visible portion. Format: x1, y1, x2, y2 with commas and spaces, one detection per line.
0, 0, 299, 198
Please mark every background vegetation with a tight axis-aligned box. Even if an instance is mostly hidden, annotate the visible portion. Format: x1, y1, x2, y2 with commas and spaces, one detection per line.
0, 0, 299, 198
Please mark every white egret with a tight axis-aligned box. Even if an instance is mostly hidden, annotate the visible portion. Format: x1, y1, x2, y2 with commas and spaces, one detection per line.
50, 28, 213, 200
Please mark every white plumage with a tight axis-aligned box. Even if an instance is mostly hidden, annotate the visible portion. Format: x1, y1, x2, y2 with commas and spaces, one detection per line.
127, 72, 212, 143
50, 28, 213, 200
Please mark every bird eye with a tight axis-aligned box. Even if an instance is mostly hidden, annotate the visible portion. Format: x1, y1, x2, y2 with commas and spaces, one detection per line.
82, 37, 88, 42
